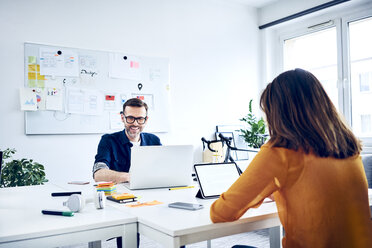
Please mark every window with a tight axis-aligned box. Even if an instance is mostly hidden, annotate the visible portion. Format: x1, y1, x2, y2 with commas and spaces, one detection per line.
359, 72, 372, 92
349, 17, 372, 138
276, 3, 372, 146
283, 27, 338, 109
361, 114, 372, 134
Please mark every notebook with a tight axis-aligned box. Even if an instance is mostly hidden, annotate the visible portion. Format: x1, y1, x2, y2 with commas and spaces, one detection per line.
125, 145, 193, 190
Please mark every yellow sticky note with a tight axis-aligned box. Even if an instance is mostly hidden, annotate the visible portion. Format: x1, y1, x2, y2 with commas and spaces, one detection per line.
37, 65, 40, 72
37, 73, 45, 80
28, 56, 36, 64
125, 200, 163, 208
37, 80, 45, 88
28, 64, 37, 72
28, 72, 36, 80
28, 80, 37, 87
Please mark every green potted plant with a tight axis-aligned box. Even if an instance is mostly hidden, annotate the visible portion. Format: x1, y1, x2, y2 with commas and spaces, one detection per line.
1, 148, 48, 187
239, 99, 267, 148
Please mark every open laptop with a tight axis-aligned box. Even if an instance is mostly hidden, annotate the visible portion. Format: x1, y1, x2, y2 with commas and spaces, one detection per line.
125, 145, 193, 190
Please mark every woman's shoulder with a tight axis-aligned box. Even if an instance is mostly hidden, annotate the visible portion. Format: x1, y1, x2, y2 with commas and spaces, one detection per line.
260, 142, 299, 154
259, 142, 307, 163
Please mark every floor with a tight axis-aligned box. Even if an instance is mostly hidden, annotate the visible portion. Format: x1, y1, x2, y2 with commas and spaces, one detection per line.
62, 229, 270, 248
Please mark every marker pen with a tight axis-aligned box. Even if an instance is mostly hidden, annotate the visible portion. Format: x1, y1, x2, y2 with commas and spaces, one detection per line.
42, 210, 74, 217
51, 192, 81, 197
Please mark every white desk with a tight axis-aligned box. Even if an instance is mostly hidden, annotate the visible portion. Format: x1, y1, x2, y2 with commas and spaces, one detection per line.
138, 189, 279, 247
53, 183, 372, 248
115, 186, 372, 248
108, 184, 281, 248
0, 184, 137, 248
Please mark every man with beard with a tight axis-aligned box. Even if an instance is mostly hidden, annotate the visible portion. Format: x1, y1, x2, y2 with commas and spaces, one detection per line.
93, 98, 187, 248
93, 97, 161, 183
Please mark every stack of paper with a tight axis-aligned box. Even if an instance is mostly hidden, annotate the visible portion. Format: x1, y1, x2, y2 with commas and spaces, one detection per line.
112, 193, 136, 200
107, 193, 137, 204
95, 182, 117, 195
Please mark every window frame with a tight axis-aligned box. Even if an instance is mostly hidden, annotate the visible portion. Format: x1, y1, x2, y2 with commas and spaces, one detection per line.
271, 2, 372, 149
342, 9, 372, 146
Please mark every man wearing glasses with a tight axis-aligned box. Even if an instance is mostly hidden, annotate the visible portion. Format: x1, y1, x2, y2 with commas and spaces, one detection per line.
93, 98, 161, 183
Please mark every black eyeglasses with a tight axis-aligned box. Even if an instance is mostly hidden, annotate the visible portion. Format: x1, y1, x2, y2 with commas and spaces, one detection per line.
124, 115, 147, 124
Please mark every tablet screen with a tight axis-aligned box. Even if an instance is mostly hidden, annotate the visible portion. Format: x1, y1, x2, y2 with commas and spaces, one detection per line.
194, 162, 241, 198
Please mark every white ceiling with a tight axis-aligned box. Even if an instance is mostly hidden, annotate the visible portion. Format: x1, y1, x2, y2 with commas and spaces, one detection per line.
227, 0, 279, 8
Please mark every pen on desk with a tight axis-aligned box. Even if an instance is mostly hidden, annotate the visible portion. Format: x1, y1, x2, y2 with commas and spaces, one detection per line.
41, 210, 74, 217
51, 192, 81, 197
168, 186, 195, 190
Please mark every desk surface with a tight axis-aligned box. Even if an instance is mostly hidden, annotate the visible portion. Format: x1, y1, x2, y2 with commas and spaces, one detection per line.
61, 182, 281, 247
0, 184, 137, 248
127, 186, 277, 233
5, 183, 371, 248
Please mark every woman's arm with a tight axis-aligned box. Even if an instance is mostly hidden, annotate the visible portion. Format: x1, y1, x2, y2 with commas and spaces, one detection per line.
210, 145, 288, 222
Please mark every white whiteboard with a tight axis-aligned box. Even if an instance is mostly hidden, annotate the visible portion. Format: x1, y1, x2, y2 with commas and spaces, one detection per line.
24, 43, 170, 134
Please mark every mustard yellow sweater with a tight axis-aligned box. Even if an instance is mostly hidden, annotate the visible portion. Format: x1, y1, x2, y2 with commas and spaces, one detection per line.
210, 143, 372, 248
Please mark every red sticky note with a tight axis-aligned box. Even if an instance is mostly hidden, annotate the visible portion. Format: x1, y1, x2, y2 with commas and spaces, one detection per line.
106, 95, 115, 101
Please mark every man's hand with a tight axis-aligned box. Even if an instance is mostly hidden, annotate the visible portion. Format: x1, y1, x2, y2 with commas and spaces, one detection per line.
94, 169, 130, 184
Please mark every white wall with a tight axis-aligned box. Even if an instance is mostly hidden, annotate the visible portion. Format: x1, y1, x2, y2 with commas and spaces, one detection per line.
0, 0, 260, 182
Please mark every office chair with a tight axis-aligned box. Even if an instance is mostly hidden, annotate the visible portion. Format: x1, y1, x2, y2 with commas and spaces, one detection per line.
0, 150, 2, 186
363, 154, 372, 220
362, 154, 372, 188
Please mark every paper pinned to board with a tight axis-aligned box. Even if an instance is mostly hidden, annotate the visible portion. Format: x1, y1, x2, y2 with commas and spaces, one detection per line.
20, 88, 37, 111
109, 53, 142, 81
65, 87, 103, 115
34, 88, 46, 110
39, 48, 79, 77
46, 88, 63, 111
109, 111, 123, 130
131, 93, 154, 110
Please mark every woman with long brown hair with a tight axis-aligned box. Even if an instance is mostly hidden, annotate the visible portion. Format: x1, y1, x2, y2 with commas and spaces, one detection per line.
210, 68, 372, 247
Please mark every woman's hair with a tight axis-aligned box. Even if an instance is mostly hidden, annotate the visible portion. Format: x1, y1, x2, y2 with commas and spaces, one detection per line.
260, 68, 361, 158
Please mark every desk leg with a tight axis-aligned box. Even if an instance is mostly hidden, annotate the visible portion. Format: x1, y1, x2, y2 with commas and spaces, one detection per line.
123, 223, 138, 248
171, 237, 181, 248
269, 226, 283, 248
88, 241, 102, 248
207, 239, 211, 248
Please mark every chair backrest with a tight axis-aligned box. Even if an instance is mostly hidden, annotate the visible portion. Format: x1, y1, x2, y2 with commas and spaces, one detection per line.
0, 150, 2, 185
362, 154, 372, 188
